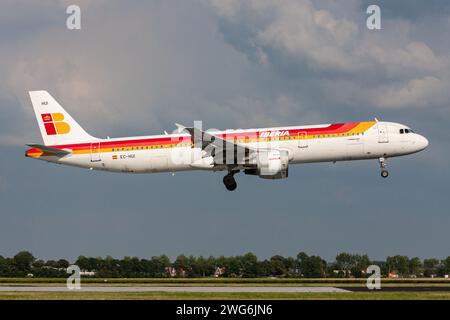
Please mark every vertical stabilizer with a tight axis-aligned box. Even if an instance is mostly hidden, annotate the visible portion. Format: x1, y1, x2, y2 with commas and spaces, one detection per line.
29, 90, 96, 146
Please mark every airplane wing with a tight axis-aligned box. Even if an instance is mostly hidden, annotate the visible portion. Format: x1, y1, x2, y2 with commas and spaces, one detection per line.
176, 123, 256, 167
26, 144, 72, 156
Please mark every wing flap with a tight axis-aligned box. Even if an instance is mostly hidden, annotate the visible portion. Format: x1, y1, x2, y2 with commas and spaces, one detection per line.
178, 123, 255, 167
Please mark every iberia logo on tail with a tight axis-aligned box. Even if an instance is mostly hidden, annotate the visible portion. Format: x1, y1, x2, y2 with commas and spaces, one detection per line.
41, 113, 71, 135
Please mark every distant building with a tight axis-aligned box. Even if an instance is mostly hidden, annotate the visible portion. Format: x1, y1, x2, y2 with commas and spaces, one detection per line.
165, 267, 177, 277
214, 267, 226, 278
165, 266, 187, 277
178, 268, 187, 278
388, 272, 398, 278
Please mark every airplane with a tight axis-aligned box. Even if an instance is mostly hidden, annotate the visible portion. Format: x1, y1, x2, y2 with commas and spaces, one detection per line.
25, 91, 429, 191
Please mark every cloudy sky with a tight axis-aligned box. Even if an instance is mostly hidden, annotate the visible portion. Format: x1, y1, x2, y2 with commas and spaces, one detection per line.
0, 0, 449, 262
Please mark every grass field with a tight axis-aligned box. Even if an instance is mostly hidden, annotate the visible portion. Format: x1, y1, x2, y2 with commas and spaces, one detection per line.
1, 291, 450, 300
1, 277, 450, 285
1, 278, 449, 300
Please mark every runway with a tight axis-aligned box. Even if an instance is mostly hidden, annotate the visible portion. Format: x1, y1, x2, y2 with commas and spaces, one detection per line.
0, 286, 350, 293
339, 286, 450, 292
2, 286, 449, 293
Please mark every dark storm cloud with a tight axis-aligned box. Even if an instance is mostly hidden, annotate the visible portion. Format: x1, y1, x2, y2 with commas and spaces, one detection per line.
209, 0, 450, 110
360, 0, 450, 19
0, 0, 449, 261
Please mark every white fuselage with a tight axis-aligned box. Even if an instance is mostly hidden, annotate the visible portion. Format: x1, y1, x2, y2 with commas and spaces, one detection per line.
27, 121, 429, 174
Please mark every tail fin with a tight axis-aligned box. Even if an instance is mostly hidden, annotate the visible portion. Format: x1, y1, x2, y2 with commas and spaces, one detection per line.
29, 90, 96, 146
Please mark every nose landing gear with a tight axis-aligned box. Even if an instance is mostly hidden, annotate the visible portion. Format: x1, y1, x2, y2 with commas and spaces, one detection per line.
223, 170, 239, 191
379, 157, 389, 178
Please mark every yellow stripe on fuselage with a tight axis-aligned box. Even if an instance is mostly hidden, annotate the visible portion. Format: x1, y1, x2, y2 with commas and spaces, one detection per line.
30, 122, 378, 157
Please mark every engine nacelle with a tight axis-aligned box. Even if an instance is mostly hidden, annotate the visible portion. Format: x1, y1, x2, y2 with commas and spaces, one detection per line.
246, 150, 289, 179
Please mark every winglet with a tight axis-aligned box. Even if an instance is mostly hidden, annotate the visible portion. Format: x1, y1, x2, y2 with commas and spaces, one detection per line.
175, 123, 189, 133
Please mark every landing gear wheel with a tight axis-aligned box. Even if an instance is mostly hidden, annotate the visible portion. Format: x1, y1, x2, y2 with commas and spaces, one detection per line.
223, 174, 237, 191
378, 157, 389, 179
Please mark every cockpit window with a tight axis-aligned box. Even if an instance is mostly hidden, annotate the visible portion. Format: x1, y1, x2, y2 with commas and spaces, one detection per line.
400, 128, 414, 134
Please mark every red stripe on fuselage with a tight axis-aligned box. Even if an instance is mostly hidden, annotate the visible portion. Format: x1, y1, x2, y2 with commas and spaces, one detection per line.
37, 122, 363, 151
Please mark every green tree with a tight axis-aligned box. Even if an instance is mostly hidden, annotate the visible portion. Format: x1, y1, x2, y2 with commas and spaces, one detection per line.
174, 255, 191, 277
334, 253, 371, 278
297, 252, 326, 278
284, 257, 296, 276
32, 259, 45, 269
442, 257, 450, 275
45, 260, 58, 268
335, 253, 353, 277
205, 256, 217, 277
119, 256, 142, 277
153, 255, 170, 277
424, 258, 440, 277
75, 256, 88, 270
241, 253, 258, 278
56, 259, 69, 269
13, 251, 35, 273
0, 257, 14, 277
190, 256, 215, 277
352, 254, 371, 278
409, 257, 422, 276
386, 255, 409, 276
256, 260, 271, 277
269, 255, 288, 277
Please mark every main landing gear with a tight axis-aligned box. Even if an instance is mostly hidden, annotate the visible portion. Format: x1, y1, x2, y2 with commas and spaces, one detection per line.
379, 157, 389, 178
223, 170, 239, 191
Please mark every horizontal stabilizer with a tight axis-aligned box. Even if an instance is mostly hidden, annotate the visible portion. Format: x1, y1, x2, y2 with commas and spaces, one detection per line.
26, 144, 71, 156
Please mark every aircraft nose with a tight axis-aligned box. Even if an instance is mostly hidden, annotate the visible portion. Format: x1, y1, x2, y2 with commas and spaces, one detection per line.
417, 135, 429, 151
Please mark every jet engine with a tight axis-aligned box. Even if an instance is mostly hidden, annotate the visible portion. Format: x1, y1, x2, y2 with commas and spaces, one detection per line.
245, 150, 289, 179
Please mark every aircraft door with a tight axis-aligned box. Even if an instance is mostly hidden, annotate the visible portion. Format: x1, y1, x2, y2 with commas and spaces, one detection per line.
378, 124, 389, 143
90, 142, 101, 162
298, 132, 308, 148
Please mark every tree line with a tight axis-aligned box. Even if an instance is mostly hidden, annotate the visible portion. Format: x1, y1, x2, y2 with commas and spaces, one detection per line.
1, 251, 449, 278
